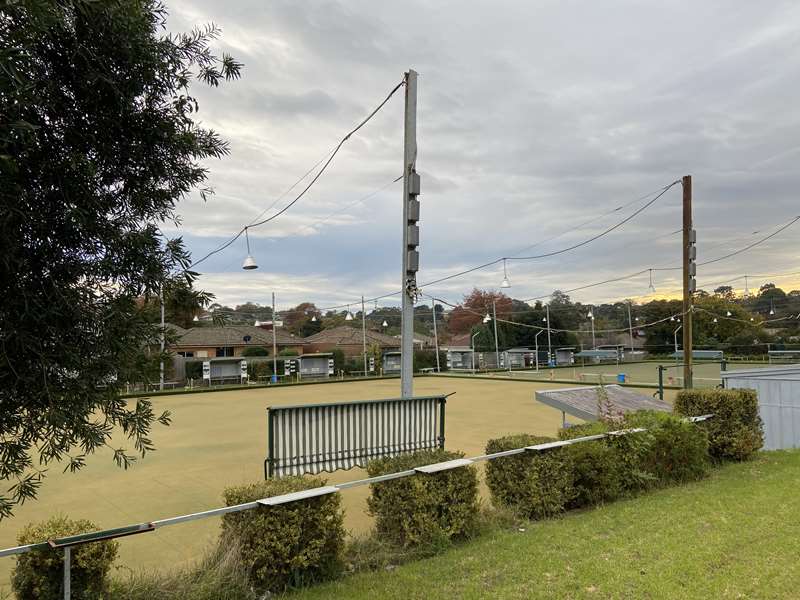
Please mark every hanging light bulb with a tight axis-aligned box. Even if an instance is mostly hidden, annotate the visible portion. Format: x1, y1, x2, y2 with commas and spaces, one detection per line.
713, 317, 718, 323
635, 316, 640, 322
345, 305, 354, 321
500, 258, 511, 289
192, 315, 199, 322
726, 310, 732, 317
648, 269, 656, 293
242, 227, 258, 270
311, 315, 317, 322
483, 313, 491, 323
769, 300, 775, 316
382, 320, 388, 327
750, 317, 754, 322
587, 311, 594, 320
670, 316, 675, 322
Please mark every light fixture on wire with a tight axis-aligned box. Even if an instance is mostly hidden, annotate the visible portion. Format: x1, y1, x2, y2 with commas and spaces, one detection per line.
713, 317, 718, 323
726, 310, 732, 317
500, 259, 511, 289
587, 311, 594, 320
192, 315, 199, 322
345, 305, 354, 321
483, 313, 491, 323
769, 299, 775, 316
382, 320, 388, 327
311, 315, 317, 322
242, 227, 258, 270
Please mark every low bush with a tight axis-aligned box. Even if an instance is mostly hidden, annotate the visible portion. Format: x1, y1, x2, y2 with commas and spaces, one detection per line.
674, 388, 763, 460
622, 411, 710, 485
13, 515, 118, 600
366, 449, 479, 547
110, 542, 254, 600
559, 422, 625, 508
484, 434, 574, 519
221, 476, 345, 593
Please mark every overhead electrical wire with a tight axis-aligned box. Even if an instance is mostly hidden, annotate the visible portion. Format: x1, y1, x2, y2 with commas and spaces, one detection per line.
188, 78, 405, 270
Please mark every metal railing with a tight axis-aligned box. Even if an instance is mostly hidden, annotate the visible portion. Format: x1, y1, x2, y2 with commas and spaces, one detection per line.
0, 414, 712, 599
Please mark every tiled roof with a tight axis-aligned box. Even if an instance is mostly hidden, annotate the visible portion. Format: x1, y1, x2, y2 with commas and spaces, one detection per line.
304, 326, 400, 347
174, 325, 299, 348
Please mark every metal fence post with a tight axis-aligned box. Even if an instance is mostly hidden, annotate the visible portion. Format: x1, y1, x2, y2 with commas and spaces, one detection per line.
265, 409, 274, 479
658, 366, 664, 401
438, 397, 446, 448
63, 546, 71, 600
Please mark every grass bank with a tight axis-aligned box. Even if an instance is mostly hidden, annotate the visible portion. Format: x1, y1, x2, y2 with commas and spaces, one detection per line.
291, 451, 800, 599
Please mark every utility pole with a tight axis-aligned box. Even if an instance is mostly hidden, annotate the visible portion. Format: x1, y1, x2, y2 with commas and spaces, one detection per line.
431, 298, 441, 372
492, 299, 500, 369
361, 295, 368, 377
627, 302, 634, 355
159, 287, 165, 391
272, 292, 278, 381
589, 307, 596, 349
400, 69, 420, 398
682, 175, 695, 388
546, 304, 552, 366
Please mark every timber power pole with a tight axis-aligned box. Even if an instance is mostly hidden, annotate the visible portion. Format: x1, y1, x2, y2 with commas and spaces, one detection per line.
401, 69, 420, 398
682, 175, 696, 388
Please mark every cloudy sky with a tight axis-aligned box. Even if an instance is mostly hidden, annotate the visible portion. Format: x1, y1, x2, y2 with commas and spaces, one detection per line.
163, 1, 800, 312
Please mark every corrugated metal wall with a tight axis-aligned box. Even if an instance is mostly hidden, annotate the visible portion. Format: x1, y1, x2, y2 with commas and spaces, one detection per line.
723, 366, 800, 451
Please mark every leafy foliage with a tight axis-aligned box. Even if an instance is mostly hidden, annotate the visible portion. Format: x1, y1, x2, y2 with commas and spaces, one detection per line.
222, 476, 345, 593
484, 434, 574, 519
366, 449, 479, 547
0, 1, 239, 515
674, 388, 764, 460
13, 515, 118, 599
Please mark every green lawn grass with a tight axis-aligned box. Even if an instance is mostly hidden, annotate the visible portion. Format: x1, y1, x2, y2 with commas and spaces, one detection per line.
291, 451, 800, 600
1, 376, 644, 591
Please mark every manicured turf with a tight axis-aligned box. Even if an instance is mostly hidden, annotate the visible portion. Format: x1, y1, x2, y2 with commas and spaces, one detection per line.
0, 376, 655, 590
459, 360, 771, 388
292, 451, 800, 600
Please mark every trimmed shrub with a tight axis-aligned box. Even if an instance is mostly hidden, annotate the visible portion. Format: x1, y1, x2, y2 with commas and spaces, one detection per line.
222, 476, 345, 593
366, 449, 479, 547
559, 422, 625, 508
13, 515, 118, 600
674, 388, 764, 460
484, 434, 574, 519
622, 411, 710, 485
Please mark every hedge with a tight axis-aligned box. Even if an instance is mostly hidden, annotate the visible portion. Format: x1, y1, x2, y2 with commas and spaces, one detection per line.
622, 411, 710, 485
558, 422, 625, 508
484, 434, 574, 519
366, 449, 479, 547
222, 476, 345, 593
674, 388, 764, 460
13, 515, 118, 600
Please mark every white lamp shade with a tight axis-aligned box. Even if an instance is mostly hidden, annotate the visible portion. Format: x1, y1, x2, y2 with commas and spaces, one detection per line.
311, 315, 317, 322
192, 315, 199, 322
254, 320, 261, 326
242, 255, 258, 270
345, 312, 354, 321
769, 309, 775, 315
500, 277, 511, 288
382, 320, 388, 327
483, 313, 491, 323
713, 318, 718, 323
726, 311, 732, 317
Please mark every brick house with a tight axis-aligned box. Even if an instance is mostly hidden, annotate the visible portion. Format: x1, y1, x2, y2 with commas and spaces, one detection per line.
303, 326, 400, 358
169, 325, 305, 358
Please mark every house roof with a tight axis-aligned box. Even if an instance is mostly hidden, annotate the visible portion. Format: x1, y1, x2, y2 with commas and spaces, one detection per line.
174, 325, 299, 348
443, 333, 472, 348
304, 326, 400, 347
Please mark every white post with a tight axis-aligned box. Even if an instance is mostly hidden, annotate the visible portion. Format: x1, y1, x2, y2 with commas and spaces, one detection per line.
431, 298, 441, 372
272, 292, 278, 382
590, 307, 596, 349
535, 329, 543, 372
400, 69, 419, 398
361, 295, 368, 377
471, 332, 479, 374
159, 288, 165, 391
492, 299, 500, 370
546, 304, 552, 366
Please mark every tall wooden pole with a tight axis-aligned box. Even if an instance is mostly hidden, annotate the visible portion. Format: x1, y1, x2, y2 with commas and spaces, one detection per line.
361, 295, 368, 376
682, 175, 694, 388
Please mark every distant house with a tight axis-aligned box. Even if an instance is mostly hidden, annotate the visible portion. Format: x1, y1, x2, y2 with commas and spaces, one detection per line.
304, 326, 400, 357
169, 325, 305, 358
442, 333, 475, 370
